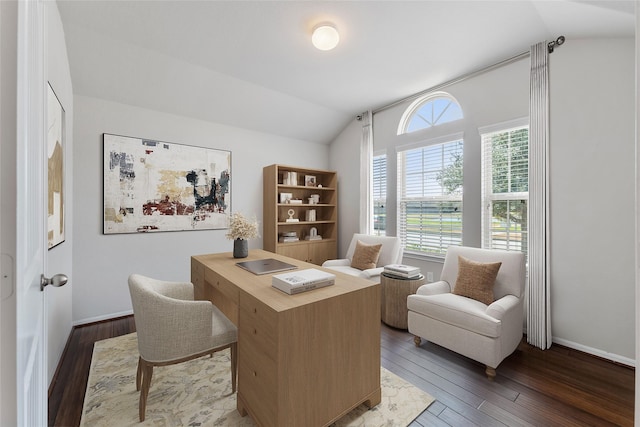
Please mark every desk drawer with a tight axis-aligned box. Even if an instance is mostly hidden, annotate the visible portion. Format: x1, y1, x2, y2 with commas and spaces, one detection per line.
239, 313, 277, 359
239, 356, 277, 425
205, 270, 239, 304
239, 292, 277, 341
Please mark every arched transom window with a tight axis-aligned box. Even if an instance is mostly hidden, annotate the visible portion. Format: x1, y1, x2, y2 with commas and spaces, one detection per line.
398, 92, 463, 135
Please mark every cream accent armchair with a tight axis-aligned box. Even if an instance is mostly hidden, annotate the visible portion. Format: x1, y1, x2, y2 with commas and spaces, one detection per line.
407, 246, 526, 379
128, 274, 238, 422
322, 233, 403, 283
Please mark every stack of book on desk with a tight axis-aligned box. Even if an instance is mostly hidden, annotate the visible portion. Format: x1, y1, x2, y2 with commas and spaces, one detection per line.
383, 264, 421, 279
272, 268, 335, 294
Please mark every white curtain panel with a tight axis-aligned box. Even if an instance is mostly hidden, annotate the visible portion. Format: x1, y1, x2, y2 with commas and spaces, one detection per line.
359, 111, 373, 234
527, 42, 552, 350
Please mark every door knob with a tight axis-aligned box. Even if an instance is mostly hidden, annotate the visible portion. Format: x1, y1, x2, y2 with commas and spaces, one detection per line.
41, 273, 68, 291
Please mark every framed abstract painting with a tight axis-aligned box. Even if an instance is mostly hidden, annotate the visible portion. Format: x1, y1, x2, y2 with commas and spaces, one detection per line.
47, 83, 65, 249
103, 133, 231, 234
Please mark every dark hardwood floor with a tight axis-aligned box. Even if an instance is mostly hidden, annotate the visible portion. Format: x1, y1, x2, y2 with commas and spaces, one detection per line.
49, 316, 634, 426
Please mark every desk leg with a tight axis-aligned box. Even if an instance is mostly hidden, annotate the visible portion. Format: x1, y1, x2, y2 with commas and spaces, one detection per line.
237, 394, 248, 417
363, 387, 382, 409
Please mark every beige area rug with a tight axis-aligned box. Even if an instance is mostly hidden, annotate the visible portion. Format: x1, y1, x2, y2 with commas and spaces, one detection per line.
81, 333, 434, 427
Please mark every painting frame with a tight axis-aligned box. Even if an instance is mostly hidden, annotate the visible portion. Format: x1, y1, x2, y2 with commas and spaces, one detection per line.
47, 82, 65, 249
103, 133, 231, 234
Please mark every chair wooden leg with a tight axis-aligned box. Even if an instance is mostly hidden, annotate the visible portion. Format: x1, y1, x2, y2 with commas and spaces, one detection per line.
485, 366, 496, 381
413, 335, 421, 346
136, 356, 142, 391
230, 342, 237, 393
139, 361, 154, 422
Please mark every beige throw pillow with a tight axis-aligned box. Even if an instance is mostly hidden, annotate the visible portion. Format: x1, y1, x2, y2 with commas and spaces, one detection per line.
350, 241, 383, 270
453, 256, 502, 305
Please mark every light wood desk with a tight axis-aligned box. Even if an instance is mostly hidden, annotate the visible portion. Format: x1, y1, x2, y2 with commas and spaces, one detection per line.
191, 249, 381, 427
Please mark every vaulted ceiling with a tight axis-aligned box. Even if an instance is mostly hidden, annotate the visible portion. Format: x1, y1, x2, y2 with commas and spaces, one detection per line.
57, 1, 635, 144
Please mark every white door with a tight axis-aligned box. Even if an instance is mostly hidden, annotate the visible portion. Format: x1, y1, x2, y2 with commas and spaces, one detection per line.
16, 0, 47, 425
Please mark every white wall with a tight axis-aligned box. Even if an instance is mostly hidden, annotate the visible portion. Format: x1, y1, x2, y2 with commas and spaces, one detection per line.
329, 118, 362, 257
330, 37, 635, 364
44, 1, 74, 385
549, 38, 635, 363
72, 95, 329, 323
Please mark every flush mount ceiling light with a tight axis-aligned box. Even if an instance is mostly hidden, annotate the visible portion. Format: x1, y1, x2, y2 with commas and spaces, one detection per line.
312, 24, 339, 51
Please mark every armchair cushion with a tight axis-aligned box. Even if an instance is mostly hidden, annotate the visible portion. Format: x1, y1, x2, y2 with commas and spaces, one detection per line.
350, 240, 382, 270
407, 293, 502, 338
452, 256, 501, 305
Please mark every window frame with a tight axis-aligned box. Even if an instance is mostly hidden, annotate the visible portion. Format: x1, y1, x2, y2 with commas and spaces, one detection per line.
479, 118, 529, 255
397, 92, 463, 135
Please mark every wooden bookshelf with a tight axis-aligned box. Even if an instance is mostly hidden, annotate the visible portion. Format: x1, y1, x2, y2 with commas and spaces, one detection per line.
263, 164, 337, 265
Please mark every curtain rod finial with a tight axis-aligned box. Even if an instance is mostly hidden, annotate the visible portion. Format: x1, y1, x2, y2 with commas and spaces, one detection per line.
548, 35, 565, 53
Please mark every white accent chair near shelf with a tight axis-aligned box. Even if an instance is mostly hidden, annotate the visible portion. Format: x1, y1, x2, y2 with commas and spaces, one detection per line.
407, 246, 526, 380
321, 233, 403, 283
128, 274, 238, 421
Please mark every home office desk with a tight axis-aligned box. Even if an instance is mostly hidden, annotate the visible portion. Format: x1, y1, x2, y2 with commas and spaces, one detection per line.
191, 249, 381, 427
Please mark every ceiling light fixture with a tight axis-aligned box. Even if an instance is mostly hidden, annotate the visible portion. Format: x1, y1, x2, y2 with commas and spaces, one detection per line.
312, 24, 339, 51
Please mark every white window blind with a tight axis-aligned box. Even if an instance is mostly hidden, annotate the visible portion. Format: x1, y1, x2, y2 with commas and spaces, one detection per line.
481, 123, 529, 255
372, 154, 387, 236
397, 139, 463, 257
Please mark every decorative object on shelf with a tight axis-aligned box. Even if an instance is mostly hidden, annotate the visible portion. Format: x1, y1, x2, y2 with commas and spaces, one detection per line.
285, 208, 299, 223
305, 209, 316, 222
103, 133, 231, 234
226, 212, 259, 258
279, 192, 293, 204
280, 231, 299, 243
305, 175, 317, 187
283, 171, 298, 186
289, 199, 303, 204
47, 83, 65, 249
305, 227, 322, 241
310, 194, 320, 204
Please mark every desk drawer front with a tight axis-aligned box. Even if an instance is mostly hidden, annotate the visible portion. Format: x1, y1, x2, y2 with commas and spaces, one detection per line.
204, 270, 239, 304
238, 357, 277, 425
239, 309, 277, 362
239, 292, 277, 340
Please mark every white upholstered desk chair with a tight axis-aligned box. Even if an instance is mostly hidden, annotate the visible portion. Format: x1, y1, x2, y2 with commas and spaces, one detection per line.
407, 246, 526, 379
322, 233, 403, 283
128, 274, 238, 422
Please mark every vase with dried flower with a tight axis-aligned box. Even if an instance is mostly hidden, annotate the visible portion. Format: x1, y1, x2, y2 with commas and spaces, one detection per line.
226, 213, 259, 258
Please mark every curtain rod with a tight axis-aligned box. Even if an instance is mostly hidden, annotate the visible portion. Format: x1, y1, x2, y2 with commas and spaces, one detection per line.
371, 35, 565, 116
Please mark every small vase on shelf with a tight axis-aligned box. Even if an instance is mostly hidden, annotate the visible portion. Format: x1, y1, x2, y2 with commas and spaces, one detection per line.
233, 238, 248, 258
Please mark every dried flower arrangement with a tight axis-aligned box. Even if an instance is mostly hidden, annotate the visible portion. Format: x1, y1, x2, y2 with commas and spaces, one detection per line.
226, 212, 260, 240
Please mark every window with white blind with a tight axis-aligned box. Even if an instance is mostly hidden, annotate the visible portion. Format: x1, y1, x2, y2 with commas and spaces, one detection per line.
372, 154, 387, 236
397, 138, 463, 257
481, 121, 528, 255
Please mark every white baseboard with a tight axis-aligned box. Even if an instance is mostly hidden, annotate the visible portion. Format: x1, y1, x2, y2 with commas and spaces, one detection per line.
551, 337, 635, 368
73, 309, 133, 327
